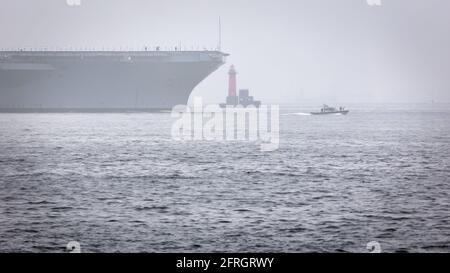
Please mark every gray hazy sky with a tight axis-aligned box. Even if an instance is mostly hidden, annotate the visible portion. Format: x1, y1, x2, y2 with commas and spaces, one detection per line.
1, 0, 449, 104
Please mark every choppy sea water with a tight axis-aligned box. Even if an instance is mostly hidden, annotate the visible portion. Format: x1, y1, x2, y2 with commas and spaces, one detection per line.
1, 104, 449, 253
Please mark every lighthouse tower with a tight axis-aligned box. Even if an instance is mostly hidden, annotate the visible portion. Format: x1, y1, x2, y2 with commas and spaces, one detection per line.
226, 65, 239, 105
228, 65, 237, 97
220, 64, 261, 108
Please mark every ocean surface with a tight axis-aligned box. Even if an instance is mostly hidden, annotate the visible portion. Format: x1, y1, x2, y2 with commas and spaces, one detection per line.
1, 103, 449, 253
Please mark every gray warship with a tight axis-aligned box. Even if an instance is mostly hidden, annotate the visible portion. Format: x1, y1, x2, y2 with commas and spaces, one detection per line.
0, 50, 228, 111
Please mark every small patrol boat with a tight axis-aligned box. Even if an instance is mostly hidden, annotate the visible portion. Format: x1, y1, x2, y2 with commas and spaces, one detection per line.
311, 105, 349, 115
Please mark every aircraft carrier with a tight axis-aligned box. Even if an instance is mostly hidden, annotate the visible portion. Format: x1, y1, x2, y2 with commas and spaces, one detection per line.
0, 50, 228, 111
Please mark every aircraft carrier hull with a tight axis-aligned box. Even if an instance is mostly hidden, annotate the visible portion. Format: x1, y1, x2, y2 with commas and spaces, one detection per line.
0, 51, 227, 111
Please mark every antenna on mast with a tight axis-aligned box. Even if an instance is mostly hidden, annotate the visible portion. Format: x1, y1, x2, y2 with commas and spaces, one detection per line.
218, 16, 222, 51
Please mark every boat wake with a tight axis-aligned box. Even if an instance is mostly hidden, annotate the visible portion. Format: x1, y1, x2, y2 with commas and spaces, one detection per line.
283, 112, 312, 116
283, 112, 347, 116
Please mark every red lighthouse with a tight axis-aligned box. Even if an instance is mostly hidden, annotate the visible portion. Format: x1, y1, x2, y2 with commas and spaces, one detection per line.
220, 64, 261, 108
224, 65, 239, 106
228, 65, 237, 97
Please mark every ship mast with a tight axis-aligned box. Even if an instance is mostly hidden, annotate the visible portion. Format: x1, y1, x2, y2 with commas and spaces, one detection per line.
218, 16, 222, 51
